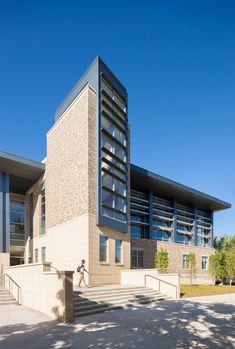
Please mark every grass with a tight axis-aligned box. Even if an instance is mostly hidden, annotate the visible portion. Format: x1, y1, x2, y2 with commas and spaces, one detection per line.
181, 284, 235, 298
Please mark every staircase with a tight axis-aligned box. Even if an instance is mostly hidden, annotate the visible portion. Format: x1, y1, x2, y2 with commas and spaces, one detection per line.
74, 285, 170, 317
0, 281, 18, 305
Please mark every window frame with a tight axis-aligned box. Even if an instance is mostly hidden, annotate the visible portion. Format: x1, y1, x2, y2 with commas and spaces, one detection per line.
131, 249, 144, 269
35, 248, 39, 263
202, 256, 208, 270
40, 185, 46, 235
115, 240, 122, 264
41, 246, 46, 263
182, 254, 190, 270
99, 236, 108, 263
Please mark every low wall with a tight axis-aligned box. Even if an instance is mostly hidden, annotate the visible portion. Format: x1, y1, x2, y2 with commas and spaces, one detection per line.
4, 263, 74, 322
121, 269, 180, 299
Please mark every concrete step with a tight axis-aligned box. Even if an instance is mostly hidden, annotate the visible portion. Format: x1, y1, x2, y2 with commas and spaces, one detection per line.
76, 305, 123, 317
74, 287, 157, 299
74, 286, 170, 317
0, 299, 18, 305
74, 290, 165, 304
74, 293, 168, 312
0, 286, 18, 305
74, 286, 148, 297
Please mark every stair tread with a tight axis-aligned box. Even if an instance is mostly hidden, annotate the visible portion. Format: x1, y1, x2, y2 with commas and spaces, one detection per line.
74, 295, 168, 310
74, 292, 165, 304
74, 289, 159, 298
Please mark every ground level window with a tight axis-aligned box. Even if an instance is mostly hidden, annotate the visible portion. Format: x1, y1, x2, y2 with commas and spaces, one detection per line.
41, 247, 46, 263
182, 254, 189, 269
202, 256, 208, 270
115, 240, 122, 263
99, 236, 108, 262
131, 249, 144, 268
35, 248, 38, 263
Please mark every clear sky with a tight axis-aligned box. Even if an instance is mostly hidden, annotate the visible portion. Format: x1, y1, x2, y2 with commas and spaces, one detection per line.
1, 1, 234, 236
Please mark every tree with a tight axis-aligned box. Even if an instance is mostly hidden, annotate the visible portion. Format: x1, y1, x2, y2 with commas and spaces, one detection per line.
209, 252, 228, 284
225, 248, 235, 285
188, 252, 196, 286
213, 234, 235, 252
155, 248, 169, 273
209, 253, 221, 284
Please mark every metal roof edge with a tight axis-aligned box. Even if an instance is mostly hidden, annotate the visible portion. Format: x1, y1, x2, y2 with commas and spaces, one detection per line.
131, 163, 231, 209
0, 151, 45, 170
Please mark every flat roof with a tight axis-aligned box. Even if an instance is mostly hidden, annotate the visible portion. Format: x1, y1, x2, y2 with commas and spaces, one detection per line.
131, 164, 231, 212
0, 151, 45, 193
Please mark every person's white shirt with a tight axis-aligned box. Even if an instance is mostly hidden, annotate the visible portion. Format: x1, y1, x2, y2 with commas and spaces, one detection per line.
79, 264, 85, 274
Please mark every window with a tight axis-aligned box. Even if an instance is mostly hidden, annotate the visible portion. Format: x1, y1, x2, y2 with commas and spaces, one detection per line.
182, 254, 189, 269
35, 248, 38, 263
152, 230, 170, 242
131, 225, 149, 239
176, 233, 192, 245
115, 240, 122, 263
41, 247, 46, 263
40, 187, 45, 234
29, 193, 34, 238
99, 236, 108, 262
202, 256, 208, 270
131, 249, 144, 268
10, 198, 25, 246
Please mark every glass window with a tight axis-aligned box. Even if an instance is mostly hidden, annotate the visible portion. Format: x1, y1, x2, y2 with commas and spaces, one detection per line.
115, 240, 122, 263
10, 199, 25, 247
99, 236, 108, 262
40, 187, 45, 234
102, 189, 114, 208
35, 248, 38, 263
176, 233, 191, 245
182, 254, 189, 269
41, 247, 46, 263
131, 250, 144, 268
131, 225, 149, 239
29, 193, 34, 238
152, 230, 170, 242
202, 256, 208, 270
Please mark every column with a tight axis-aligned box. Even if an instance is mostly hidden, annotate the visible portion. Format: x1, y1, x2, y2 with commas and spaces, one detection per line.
148, 191, 153, 240
173, 199, 177, 243
192, 206, 197, 246
210, 212, 214, 248
0, 173, 10, 253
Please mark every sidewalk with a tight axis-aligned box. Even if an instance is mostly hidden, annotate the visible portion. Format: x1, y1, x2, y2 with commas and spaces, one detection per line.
0, 294, 235, 349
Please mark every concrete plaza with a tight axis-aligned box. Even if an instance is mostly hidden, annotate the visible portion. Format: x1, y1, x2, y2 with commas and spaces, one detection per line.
0, 294, 235, 349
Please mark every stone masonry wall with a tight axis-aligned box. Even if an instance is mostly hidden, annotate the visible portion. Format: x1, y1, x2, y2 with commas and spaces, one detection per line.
46, 85, 96, 230
131, 238, 215, 283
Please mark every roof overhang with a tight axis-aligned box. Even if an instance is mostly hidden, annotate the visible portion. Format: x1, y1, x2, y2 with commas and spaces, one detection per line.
0, 151, 45, 194
131, 164, 231, 212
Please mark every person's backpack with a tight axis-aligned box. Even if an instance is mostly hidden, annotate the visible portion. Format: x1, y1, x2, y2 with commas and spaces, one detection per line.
77, 265, 81, 273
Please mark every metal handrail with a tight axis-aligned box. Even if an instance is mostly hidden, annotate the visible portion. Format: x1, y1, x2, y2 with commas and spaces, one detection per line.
144, 274, 178, 299
4, 273, 22, 305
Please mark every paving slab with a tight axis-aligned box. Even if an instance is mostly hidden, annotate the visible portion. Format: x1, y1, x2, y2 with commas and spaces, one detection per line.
0, 294, 235, 349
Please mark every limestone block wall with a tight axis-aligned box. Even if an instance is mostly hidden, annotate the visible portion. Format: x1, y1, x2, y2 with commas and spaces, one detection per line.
131, 238, 214, 284
0, 253, 10, 274
121, 269, 180, 299
89, 215, 130, 285
32, 214, 89, 286
4, 263, 74, 322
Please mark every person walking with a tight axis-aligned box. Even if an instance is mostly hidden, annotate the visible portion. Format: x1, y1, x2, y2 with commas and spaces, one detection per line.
77, 259, 88, 287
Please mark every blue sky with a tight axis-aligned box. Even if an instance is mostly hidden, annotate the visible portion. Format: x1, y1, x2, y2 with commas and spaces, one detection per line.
0, 1, 234, 236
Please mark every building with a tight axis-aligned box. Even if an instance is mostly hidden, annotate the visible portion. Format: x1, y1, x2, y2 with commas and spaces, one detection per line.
0, 57, 231, 285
